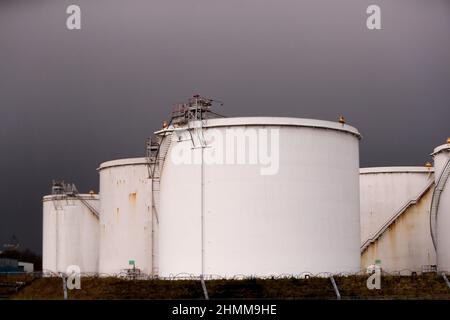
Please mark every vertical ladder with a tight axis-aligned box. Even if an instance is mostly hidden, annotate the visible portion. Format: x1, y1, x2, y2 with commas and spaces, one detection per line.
147, 133, 172, 277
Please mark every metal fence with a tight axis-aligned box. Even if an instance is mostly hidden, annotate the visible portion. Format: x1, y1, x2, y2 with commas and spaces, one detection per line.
2, 267, 450, 280
1, 268, 450, 300
1, 268, 448, 279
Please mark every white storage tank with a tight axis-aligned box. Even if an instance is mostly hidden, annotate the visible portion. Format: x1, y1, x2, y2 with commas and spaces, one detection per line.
432, 140, 450, 273
360, 167, 435, 274
42, 193, 100, 274
98, 158, 154, 276
158, 117, 361, 277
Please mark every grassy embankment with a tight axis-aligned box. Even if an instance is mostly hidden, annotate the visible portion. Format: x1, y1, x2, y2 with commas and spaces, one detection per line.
8, 273, 450, 300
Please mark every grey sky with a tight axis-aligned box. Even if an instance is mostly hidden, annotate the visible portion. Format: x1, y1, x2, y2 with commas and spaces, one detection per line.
0, 0, 449, 253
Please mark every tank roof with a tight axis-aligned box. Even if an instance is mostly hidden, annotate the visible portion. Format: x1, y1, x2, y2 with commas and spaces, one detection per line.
431, 143, 450, 156
98, 157, 148, 171
42, 194, 100, 202
360, 166, 434, 174
156, 117, 361, 139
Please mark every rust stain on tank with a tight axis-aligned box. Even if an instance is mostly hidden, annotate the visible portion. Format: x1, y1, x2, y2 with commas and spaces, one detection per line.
129, 192, 137, 205
362, 187, 434, 271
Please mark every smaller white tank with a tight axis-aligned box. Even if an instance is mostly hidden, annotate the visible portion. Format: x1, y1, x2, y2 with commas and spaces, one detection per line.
42, 193, 100, 274
360, 167, 435, 274
97, 158, 154, 276
432, 140, 450, 273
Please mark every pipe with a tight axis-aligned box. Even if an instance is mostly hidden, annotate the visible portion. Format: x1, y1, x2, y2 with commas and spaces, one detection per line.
200, 275, 209, 300
330, 276, 341, 300
442, 273, 450, 289
61, 274, 68, 300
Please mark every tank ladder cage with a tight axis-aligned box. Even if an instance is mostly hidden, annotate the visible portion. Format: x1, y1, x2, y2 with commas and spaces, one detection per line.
430, 156, 450, 250
146, 137, 161, 171
361, 178, 435, 253
146, 115, 175, 180
146, 136, 165, 179
146, 129, 173, 277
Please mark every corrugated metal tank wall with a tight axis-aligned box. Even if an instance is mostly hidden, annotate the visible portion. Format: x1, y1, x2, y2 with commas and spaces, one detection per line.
359, 167, 435, 273
158, 117, 361, 277
433, 143, 450, 273
42, 195, 100, 273
98, 158, 153, 275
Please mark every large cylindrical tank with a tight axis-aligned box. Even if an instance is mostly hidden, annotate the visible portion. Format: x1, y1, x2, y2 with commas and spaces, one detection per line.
42, 194, 100, 274
359, 167, 435, 273
98, 158, 153, 275
158, 117, 361, 277
432, 141, 450, 272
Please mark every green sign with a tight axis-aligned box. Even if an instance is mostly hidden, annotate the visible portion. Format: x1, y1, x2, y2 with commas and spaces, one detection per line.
129, 260, 135, 266
375, 259, 381, 265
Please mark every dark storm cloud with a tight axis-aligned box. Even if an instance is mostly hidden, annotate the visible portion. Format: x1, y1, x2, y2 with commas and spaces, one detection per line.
0, 0, 449, 253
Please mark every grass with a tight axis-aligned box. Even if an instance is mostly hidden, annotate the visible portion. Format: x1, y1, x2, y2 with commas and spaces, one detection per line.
9, 274, 450, 300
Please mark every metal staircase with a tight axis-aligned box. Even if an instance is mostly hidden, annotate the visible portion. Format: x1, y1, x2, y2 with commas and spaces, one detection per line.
73, 193, 100, 219
430, 157, 450, 250
146, 133, 172, 276
361, 178, 434, 253
148, 134, 172, 221
51, 181, 99, 219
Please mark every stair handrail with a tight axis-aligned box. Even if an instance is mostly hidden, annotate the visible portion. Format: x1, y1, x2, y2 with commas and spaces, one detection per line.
361, 178, 434, 253
71, 192, 100, 219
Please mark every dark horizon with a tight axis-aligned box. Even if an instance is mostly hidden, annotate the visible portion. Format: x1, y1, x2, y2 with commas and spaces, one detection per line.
1, 0, 449, 254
